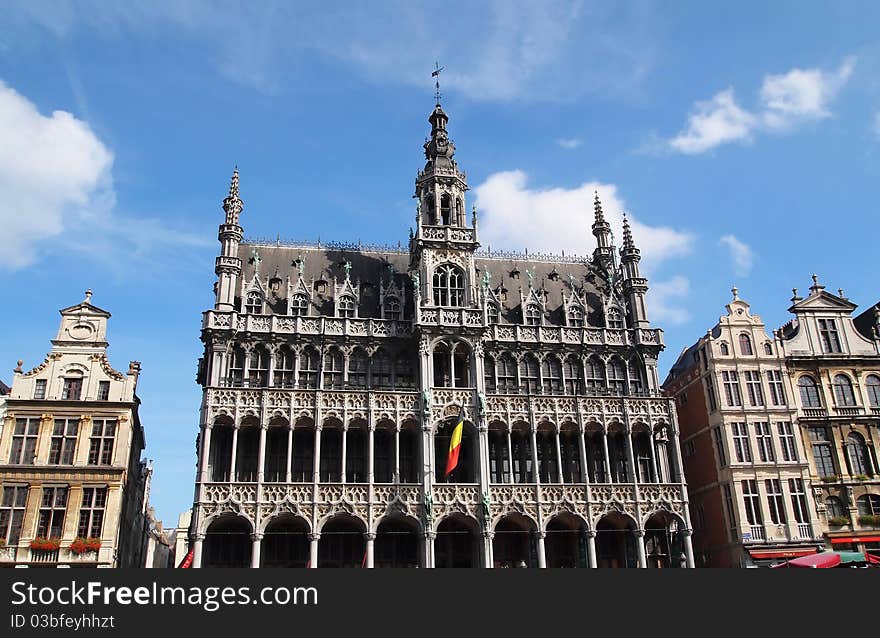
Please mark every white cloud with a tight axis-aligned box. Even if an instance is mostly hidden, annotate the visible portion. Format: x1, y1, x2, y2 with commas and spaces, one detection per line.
0, 79, 210, 272
760, 57, 855, 129
666, 58, 855, 154
719, 234, 754, 277
556, 137, 583, 149
669, 88, 757, 154
474, 170, 694, 271
648, 276, 690, 325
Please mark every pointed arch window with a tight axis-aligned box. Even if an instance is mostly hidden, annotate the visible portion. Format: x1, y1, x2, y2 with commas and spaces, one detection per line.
585, 356, 606, 393
299, 347, 319, 389
607, 307, 624, 329
628, 359, 645, 395
866, 375, 880, 407
519, 355, 540, 395
371, 349, 392, 389
497, 353, 518, 394
739, 333, 753, 356
348, 349, 368, 389
567, 305, 584, 327
798, 376, 821, 408
833, 374, 856, 407
245, 291, 263, 314
323, 348, 345, 389
228, 346, 245, 387
440, 193, 452, 225
542, 356, 563, 394
383, 296, 401, 321
455, 197, 464, 226
433, 263, 465, 307
274, 346, 295, 388
484, 356, 497, 393
337, 295, 356, 318
607, 358, 627, 395
487, 302, 500, 324
248, 345, 270, 387
524, 304, 542, 326
563, 356, 582, 394
290, 293, 309, 317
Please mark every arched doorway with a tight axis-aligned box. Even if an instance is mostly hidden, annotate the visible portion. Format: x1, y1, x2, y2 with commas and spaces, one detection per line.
595, 513, 638, 568
319, 515, 366, 568
261, 515, 309, 568
545, 514, 588, 568
644, 511, 687, 568
203, 515, 252, 568
493, 514, 537, 568
435, 515, 480, 568
375, 517, 421, 568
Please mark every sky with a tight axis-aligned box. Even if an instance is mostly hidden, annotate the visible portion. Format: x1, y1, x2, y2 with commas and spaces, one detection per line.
1, 1, 879, 526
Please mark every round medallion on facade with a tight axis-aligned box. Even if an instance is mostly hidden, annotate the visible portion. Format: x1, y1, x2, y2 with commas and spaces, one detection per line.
68, 322, 95, 340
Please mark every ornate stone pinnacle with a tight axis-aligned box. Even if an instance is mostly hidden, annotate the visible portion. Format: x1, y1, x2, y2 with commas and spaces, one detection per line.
222, 166, 243, 223
593, 191, 606, 224
622, 213, 634, 249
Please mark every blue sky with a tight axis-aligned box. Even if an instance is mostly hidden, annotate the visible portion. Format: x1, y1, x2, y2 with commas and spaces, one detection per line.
1, 1, 879, 525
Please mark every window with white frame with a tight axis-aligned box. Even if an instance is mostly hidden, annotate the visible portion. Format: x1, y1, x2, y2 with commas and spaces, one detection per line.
741, 480, 763, 526
384, 296, 401, 321
722, 371, 742, 407
290, 293, 309, 317
34, 379, 46, 400
524, 304, 542, 326
731, 422, 752, 462
244, 292, 263, 314
77, 487, 107, 538
487, 303, 500, 324
818, 319, 842, 353
337, 295, 356, 318
0, 485, 28, 545
36, 486, 68, 538
744, 370, 764, 407
764, 479, 786, 525
567, 306, 584, 327
88, 420, 116, 465
755, 422, 775, 462
777, 421, 797, 462
49, 419, 79, 465
10, 418, 40, 465
97, 380, 110, 401
433, 263, 464, 307
766, 370, 786, 406
788, 479, 809, 524
607, 307, 624, 329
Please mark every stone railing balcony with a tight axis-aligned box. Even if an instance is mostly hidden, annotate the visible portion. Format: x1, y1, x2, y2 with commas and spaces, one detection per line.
833, 406, 864, 417
203, 311, 413, 339
486, 325, 663, 348
30, 549, 59, 564
801, 408, 828, 418
418, 307, 483, 328
419, 225, 476, 243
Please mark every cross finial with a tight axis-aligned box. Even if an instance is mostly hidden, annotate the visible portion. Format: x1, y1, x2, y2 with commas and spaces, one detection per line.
432, 61, 445, 104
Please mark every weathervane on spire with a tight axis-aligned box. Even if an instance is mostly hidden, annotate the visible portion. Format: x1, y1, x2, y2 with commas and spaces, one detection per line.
432, 61, 444, 104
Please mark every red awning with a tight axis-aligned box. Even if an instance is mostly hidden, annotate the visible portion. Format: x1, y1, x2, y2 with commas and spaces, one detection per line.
772, 552, 841, 568
749, 549, 817, 560
830, 535, 880, 544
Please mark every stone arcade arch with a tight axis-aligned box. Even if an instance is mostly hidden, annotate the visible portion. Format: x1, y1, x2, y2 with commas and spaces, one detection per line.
375, 516, 422, 568
493, 514, 538, 568
203, 515, 252, 568
435, 515, 481, 568
435, 418, 478, 483
643, 511, 687, 569
545, 513, 588, 568
595, 512, 638, 568
319, 515, 367, 568
261, 515, 310, 568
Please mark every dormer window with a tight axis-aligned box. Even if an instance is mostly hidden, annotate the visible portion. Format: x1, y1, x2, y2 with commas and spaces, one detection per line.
62, 376, 83, 400
338, 295, 356, 318
763, 342, 773, 355
245, 292, 263, 314
290, 293, 309, 317
384, 296, 401, 321
97, 380, 110, 401
567, 306, 584, 327
524, 304, 541, 326
739, 333, 753, 356
607, 307, 624, 329
487, 303, 500, 324
433, 263, 464, 307
818, 319, 842, 353
719, 342, 730, 356
33, 379, 47, 399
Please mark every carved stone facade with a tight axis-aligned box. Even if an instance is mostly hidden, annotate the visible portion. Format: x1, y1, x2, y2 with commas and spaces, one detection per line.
0, 293, 148, 567
188, 101, 694, 568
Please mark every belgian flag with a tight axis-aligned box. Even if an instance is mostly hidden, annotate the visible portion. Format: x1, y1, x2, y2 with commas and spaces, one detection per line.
444, 405, 465, 477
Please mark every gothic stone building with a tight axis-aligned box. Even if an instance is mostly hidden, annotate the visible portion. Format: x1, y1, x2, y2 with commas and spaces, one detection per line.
663, 289, 820, 567
0, 293, 148, 567
189, 101, 695, 568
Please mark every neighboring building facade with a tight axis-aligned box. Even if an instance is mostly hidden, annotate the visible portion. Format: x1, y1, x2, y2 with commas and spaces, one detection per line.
663, 288, 820, 567
0, 293, 148, 567
778, 277, 880, 558
187, 99, 694, 569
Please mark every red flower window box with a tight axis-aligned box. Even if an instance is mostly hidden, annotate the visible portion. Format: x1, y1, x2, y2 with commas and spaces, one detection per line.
29, 537, 61, 551
69, 537, 102, 555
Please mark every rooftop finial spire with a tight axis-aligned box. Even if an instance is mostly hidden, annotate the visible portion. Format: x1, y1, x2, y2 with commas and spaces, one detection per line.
731, 285, 739, 301
593, 191, 606, 224
84, 289, 93, 303
622, 212, 635, 249
809, 273, 825, 294
222, 166, 243, 225
432, 61, 444, 105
